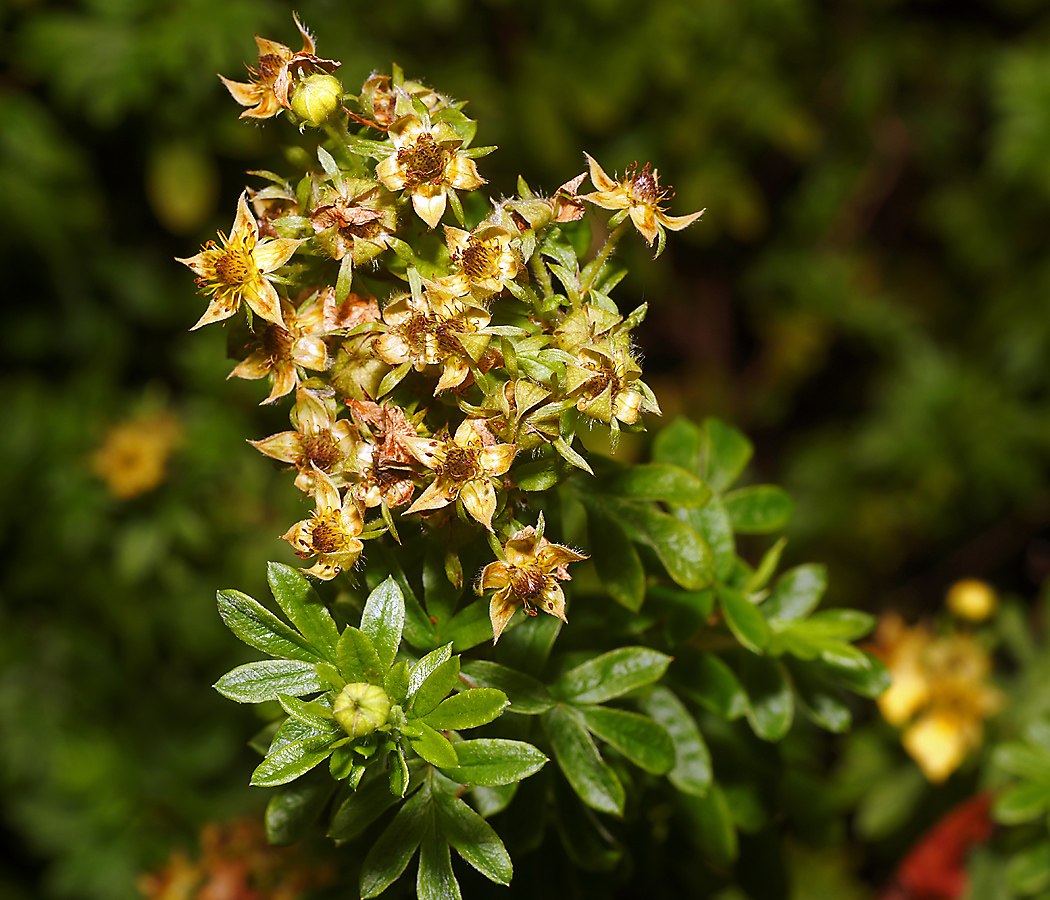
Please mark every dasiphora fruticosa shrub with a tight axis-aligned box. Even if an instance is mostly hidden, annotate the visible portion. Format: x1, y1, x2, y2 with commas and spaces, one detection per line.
181, 16, 887, 899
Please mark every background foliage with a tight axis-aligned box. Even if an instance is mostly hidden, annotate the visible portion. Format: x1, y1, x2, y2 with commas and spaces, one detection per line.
5, 0, 1050, 898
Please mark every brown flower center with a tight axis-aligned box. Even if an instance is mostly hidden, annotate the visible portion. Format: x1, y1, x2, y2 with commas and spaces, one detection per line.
262, 324, 294, 361
302, 430, 340, 470
311, 516, 348, 554
397, 314, 431, 350
214, 246, 255, 285
460, 240, 498, 282
509, 566, 546, 601
399, 133, 447, 184
443, 446, 478, 481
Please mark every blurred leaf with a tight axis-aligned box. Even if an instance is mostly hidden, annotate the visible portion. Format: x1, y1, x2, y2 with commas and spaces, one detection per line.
640, 686, 712, 796
723, 485, 794, 533
360, 784, 431, 899
460, 661, 553, 714
718, 586, 770, 654
701, 418, 753, 493
584, 498, 646, 611
681, 782, 738, 866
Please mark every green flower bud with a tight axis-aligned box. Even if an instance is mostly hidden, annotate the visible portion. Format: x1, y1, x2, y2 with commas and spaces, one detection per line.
333, 682, 391, 738
291, 74, 344, 127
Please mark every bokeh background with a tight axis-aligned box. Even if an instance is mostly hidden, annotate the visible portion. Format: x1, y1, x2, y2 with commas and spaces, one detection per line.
5, 0, 1050, 897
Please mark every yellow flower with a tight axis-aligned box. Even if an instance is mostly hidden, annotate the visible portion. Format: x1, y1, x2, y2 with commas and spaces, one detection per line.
281, 467, 365, 580
946, 579, 998, 623
250, 387, 356, 493
219, 13, 340, 120
91, 413, 182, 500
477, 523, 587, 643
227, 294, 329, 404
375, 114, 485, 228
872, 612, 1002, 783
401, 419, 515, 530
177, 193, 302, 330
373, 288, 492, 394
582, 153, 704, 247
439, 224, 523, 300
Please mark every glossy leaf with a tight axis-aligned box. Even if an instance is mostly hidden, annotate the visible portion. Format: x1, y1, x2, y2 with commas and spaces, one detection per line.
787, 661, 853, 733
579, 706, 675, 775
265, 776, 335, 845
277, 693, 334, 731
423, 688, 509, 731
717, 586, 770, 654
266, 562, 339, 661
543, 706, 624, 816
418, 828, 461, 900
444, 599, 495, 651
737, 654, 793, 741
337, 627, 384, 685
617, 502, 714, 591
213, 659, 326, 703
1007, 841, 1050, 895
408, 642, 454, 698
684, 499, 736, 582
722, 485, 794, 534
460, 661, 553, 714
361, 577, 405, 671
585, 499, 646, 612
652, 417, 704, 474
409, 723, 460, 768
439, 738, 548, 786
434, 791, 513, 885
360, 785, 431, 899
217, 589, 326, 663
250, 734, 335, 787
640, 686, 712, 796
701, 418, 752, 493
762, 564, 828, 622
413, 657, 461, 718
553, 777, 622, 872
552, 647, 671, 704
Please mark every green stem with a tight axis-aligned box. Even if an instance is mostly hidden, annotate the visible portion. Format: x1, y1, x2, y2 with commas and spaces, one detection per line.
580, 218, 630, 297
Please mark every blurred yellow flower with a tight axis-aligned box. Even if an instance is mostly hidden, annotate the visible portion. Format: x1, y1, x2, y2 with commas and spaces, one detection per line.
946, 578, 998, 622
872, 612, 1001, 782
91, 413, 182, 500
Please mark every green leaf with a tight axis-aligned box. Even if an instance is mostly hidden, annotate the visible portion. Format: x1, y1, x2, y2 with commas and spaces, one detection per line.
213, 659, 326, 703
683, 499, 736, 582
1009, 842, 1050, 896
737, 655, 793, 741
360, 784, 431, 899
385, 660, 410, 704
813, 649, 891, 698
744, 537, 788, 593
599, 463, 711, 508
552, 647, 671, 704
994, 782, 1050, 825
579, 706, 675, 775
390, 743, 410, 798
423, 546, 461, 627
993, 742, 1050, 784
722, 485, 794, 534
717, 586, 770, 654
277, 693, 334, 731
409, 723, 460, 768
512, 457, 565, 491
701, 418, 752, 493
584, 500, 646, 611
680, 782, 738, 866
786, 661, 853, 732
217, 589, 326, 663
640, 686, 712, 796
251, 734, 335, 787
652, 417, 704, 474
617, 502, 714, 591
553, 777, 622, 872
439, 738, 548, 786
543, 706, 624, 815
460, 661, 553, 714
265, 776, 335, 845
672, 651, 748, 719
267, 562, 339, 661
413, 657, 461, 718
434, 792, 513, 885
763, 565, 828, 622
408, 643, 454, 698
362, 577, 405, 671
417, 827, 461, 900
424, 689, 509, 731
494, 613, 562, 676
337, 627, 384, 685
444, 599, 495, 651
328, 772, 401, 842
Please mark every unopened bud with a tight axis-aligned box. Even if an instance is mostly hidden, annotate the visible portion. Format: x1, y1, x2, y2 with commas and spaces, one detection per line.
291, 74, 344, 127
333, 682, 391, 738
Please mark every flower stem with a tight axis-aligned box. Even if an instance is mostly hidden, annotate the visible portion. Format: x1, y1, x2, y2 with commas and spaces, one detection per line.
580, 219, 630, 298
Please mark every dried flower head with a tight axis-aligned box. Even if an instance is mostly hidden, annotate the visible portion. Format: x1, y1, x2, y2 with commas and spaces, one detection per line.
220, 13, 339, 120
401, 419, 515, 530
281, 467, 365, 579
478, 521, 587, 642
176, 193, 302, 330
440, 224, 524, 299
582, 153, 704, 247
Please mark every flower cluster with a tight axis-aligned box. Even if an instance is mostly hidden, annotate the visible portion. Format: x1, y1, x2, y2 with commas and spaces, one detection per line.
178, 17, 704, 642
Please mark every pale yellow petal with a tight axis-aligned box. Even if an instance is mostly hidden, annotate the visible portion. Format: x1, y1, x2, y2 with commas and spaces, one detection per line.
412, 185, 448, 229
583, 153, 619, 193
406, 479, 453, 516
231, 192, 259, 244
537, 544, 587, 568
445, 155, 484, 191
293, 335, 329, 371
658, 208, 705, 232
252, 237, 303, 274
401, 435, 445, 468
479, 561, 511, 591
489, 590, 518, 644
375, 155, 407, 190
629, 205, 659, 245
312, 467, 342, 513
228, 352, 270, 381
539, 583, 567, 622
436, 357, 470, 393
190, 296, 239, 330
250, 431, 304, 464
219, 76, 263, 108
460, 478, 497, 530
479, 444, 516, 477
